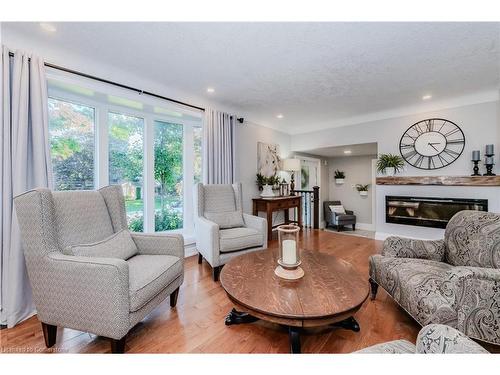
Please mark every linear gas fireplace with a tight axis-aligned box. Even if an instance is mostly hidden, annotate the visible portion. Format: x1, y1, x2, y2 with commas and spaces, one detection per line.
386, 196, 488, 229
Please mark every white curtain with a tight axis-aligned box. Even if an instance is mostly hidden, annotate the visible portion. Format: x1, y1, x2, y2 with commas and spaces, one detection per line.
202, 108, 236, 184
0, 47, 52, 327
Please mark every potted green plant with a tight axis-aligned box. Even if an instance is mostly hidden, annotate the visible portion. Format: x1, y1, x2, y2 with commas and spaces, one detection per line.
376, 153, 405, 176
256, 173, 279, 197
334, 169, 345, 184
355, 184, 369, 196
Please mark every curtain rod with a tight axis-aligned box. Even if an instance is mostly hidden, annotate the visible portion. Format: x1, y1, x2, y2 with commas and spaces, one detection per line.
8, 51, 244, 123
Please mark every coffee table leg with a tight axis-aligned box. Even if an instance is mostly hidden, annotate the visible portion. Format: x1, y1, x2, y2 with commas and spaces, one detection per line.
331, 316, 360, 332
225, 308, 259, 326
288, 326, 301, 354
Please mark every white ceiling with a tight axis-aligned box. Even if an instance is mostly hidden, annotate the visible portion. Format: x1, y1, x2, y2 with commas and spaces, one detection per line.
3, 22, 500, 134
302, 143, 378, 158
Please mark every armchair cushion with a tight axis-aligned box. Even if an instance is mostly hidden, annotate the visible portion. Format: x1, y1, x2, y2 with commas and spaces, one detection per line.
64, 229, 138, 260
205, 211, 244, 229
370, 255, 456, 326
219, 227, 264, 253
335, 214, 356, 224
329, 205, 346, 214
128, 254, 183, 312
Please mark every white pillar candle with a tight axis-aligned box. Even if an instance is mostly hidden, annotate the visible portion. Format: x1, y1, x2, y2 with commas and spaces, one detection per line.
282, 239, 297, 265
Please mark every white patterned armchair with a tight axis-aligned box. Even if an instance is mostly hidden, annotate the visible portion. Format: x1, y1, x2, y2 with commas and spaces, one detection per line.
194, 183, 267, 281
369, 210, 500, 346
14, 186, 184, 353
356, 324, 488, 353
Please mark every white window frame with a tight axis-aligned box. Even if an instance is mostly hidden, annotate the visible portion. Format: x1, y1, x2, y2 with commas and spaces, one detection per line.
47, 72, 203, 238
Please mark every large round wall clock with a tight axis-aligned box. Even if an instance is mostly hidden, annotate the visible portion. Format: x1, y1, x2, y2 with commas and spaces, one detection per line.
399, 118, 465, 170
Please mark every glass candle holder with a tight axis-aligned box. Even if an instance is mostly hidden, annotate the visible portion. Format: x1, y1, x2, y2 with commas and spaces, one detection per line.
277, 224, 301, 269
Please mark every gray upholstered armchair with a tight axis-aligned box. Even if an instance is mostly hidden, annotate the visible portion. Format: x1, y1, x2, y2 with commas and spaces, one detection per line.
194, 183, 267, 281
356, 324, 488, 353
324, 200, 357, 231
369, 210, 500, 346
14, 185, 184, 353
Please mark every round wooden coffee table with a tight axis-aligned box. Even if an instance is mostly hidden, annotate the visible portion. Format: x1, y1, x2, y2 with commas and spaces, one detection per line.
220, 249, 369, 353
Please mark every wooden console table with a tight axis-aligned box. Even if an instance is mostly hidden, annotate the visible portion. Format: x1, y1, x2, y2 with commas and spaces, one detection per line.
252, 196, 302, 239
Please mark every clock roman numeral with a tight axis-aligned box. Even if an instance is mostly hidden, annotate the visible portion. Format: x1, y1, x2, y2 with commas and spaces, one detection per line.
447, 138, 465, 144
400, 143, 415, 149
403, 150, 418, 160
444, 128, 461, 137
414, 155, 425, 168
413, 124, 424, 136
443, 148, 460, 159
429, 156, 436, 169
425, 119, 434, 132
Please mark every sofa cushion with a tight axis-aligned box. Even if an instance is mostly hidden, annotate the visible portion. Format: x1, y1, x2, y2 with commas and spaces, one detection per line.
127, 254, 183, 312
370, 255, 457, 326
205, 211, 244, 229
219, 227, 264, 253
444, 210, 500, 268
64, 229, 138, 260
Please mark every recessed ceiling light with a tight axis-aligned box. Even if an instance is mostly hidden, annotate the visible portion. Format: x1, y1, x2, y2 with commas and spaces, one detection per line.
422, 94, 432, 100
276, 114, 284, 119
343, 150, 352, 154
39, 23, 57, 33
206, 88, 215, 93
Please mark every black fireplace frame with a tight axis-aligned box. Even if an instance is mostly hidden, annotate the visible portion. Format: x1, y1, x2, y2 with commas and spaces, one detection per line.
385, 196, 488, 229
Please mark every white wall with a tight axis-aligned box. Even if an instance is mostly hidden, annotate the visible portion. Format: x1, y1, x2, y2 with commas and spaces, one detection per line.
292, 101, 500, 239
328, 155, 377, 226
235, 121, 291, 215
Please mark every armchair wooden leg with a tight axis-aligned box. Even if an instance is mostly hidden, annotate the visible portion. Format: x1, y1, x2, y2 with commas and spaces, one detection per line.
110, 336, 126, 354
41, 322, 57, 348
198, 253, 203, 264
170, 287, 180, 307
213, 266, 222, 282
352, 224, 356, 231
369, 278, 378, 300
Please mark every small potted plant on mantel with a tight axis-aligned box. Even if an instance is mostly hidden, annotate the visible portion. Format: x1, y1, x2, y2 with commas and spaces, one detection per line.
355, 184, 369, 196
334, 169, 346, 184
376, 153, 405, 177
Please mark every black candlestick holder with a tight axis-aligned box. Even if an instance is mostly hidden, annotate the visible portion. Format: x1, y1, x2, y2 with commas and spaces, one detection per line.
471, 160, 481, 176
483, 154, 496, 176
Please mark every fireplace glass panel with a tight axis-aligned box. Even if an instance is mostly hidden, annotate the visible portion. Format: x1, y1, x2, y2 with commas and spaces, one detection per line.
386, 196, 488, 229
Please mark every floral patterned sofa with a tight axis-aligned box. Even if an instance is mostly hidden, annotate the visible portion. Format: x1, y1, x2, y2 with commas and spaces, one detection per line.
356, 324, 488, 353
369, 210, 500, 346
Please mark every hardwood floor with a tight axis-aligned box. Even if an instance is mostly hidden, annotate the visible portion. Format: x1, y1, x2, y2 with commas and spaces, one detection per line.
0, 229, 441, 353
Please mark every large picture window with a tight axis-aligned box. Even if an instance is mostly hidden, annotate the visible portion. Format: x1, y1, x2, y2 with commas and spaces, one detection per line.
108, 112, 145, 232
48, 98, 96, 190
47, 76, 203, 238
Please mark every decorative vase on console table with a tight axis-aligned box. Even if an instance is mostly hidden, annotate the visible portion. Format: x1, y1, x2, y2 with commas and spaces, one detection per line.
260, 184, 275, 197
275, 225, 304, 280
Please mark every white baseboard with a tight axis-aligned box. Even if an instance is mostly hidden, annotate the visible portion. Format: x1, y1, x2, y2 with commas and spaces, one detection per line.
184, 242, 198, 258
355, 222, 375, 231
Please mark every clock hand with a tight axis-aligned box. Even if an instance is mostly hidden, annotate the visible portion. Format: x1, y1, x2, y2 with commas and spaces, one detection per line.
428, 143, 440, 152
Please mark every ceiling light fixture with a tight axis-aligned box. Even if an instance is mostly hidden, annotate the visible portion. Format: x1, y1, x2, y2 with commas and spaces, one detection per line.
39, 22, 57, 33
422, 94, 432, 100
206, 88, 215, 93
276, 114, 284, 119
343, 150, 352, 154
